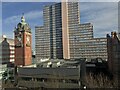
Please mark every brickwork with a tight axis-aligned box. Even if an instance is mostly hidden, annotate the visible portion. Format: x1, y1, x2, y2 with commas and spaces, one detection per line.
14, 15, 32, 66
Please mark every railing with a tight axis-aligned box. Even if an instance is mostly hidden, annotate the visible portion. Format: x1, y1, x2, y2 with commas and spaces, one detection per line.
18, 80, 80, 88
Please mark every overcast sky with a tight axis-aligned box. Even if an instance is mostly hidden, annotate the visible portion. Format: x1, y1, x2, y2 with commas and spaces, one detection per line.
2, 1, 119, 50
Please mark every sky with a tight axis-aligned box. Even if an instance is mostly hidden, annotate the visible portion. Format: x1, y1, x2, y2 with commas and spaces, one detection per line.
2, 1, 119, 50
0, 2, 2, 37
1, 0, 120, 2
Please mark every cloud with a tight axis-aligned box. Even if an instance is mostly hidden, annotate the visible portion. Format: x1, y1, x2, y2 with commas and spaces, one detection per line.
80, 0, 119, 2
4, 10, 43, 24
0, 19, 2, 36
25, 11, 43, 20
2, 10, 43, 43
80, 2, 118, 37
4, 15, 19, 24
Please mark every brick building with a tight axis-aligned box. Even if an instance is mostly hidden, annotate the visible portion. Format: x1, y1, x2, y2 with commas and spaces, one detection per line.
14, 15, 32, 66
107, 32, 120, 86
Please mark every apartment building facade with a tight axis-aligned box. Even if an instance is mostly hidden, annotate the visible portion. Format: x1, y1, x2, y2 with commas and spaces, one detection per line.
35, 2, 108, 61
0, 35, 15, 64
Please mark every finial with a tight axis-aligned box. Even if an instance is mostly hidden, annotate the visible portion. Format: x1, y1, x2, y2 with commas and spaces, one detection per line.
21, 13, 25, 23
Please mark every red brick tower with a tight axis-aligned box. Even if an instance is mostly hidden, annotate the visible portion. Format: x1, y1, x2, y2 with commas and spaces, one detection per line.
14, 14, 32, 66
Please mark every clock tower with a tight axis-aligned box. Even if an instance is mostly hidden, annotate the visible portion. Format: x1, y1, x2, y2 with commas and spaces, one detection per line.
14, 14, 32, 66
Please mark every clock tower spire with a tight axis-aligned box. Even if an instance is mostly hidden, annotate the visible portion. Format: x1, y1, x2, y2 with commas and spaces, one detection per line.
21, 13, 26, 24
14, 14, 32, 66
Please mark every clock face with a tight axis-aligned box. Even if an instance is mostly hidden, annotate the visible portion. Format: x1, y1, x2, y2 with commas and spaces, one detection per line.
27, 36, 30, 42
16, 33, 22, 47
17, 36, 22, 42
26, 35, 30, 46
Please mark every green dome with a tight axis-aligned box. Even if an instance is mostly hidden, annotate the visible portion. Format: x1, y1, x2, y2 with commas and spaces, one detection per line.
15, 14, 31, 33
